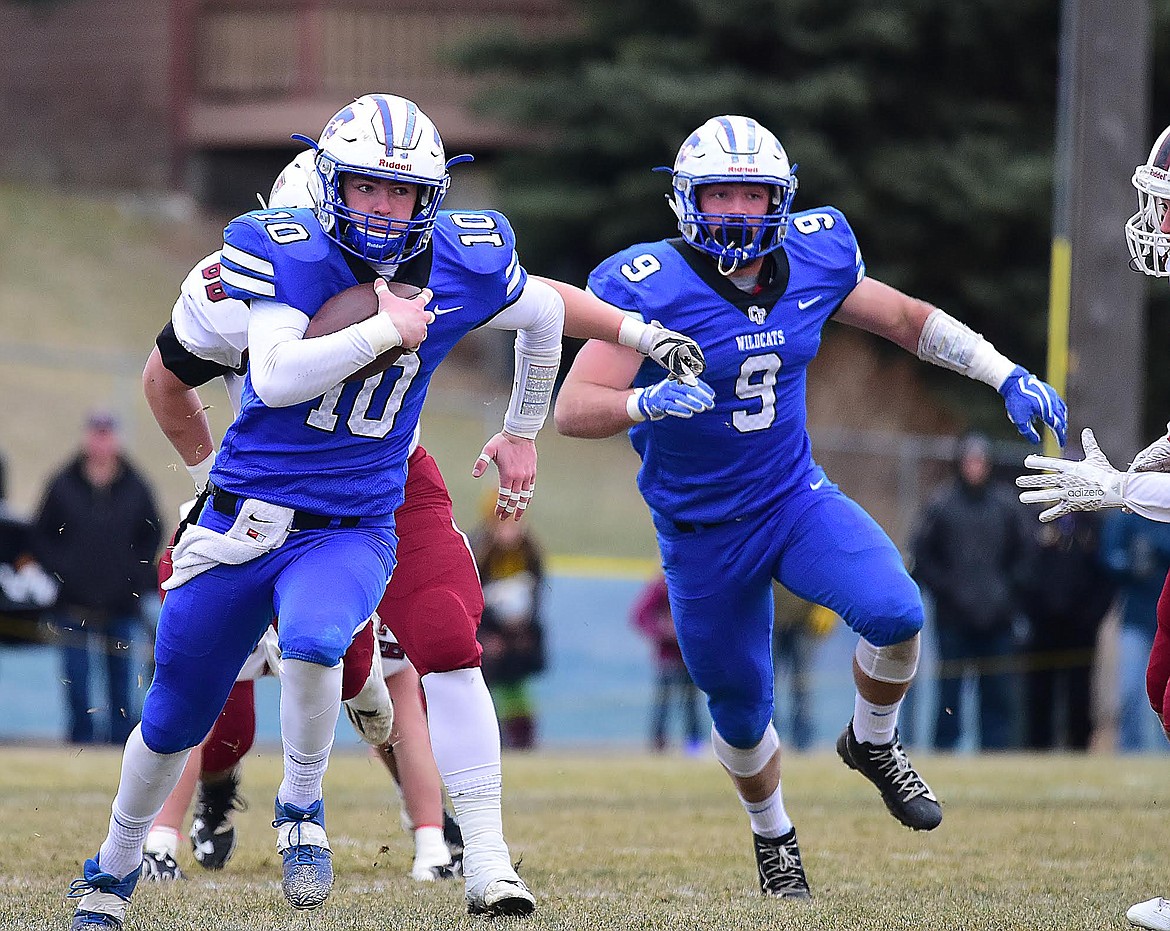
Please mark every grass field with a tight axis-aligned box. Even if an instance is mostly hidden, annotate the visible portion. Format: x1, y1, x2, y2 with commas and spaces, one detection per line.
4, 746, 1165, 930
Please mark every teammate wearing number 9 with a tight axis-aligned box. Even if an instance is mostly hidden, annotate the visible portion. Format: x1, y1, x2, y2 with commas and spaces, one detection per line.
556, 115, 1067, 899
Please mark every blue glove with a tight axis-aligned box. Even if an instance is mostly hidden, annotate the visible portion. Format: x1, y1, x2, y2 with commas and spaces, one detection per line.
636, 377, 716, 421
998, 365, 1068, 446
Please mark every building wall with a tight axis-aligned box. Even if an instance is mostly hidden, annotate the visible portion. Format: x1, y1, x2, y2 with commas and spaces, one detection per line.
0, 0, 569, 192
0, 0, 175, 188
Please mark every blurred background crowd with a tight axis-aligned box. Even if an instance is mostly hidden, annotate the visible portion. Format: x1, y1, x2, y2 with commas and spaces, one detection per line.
3, 0, 1170, 754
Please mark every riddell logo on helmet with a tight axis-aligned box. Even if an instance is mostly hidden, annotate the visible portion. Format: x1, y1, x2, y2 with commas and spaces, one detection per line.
725, 165, 760, 173
378, 158, 411, 171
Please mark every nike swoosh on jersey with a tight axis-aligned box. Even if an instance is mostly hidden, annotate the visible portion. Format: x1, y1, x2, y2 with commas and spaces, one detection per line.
809, 477, 826, 490
431, 304, 464, 315
797, 295, 823, 310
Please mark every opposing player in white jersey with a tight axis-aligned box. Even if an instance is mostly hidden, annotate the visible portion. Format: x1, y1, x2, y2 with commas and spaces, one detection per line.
68, 94, 704, 929
556, 114, 1067, 898
1017, 125, 1170, 931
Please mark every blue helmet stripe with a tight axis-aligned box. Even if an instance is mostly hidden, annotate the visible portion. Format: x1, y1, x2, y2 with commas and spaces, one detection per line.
375, 96, 396, 156
717, 117, 738, 162
403, 101, 418, 149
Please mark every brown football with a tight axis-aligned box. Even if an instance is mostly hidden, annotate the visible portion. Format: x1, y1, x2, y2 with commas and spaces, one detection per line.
304, 281, 422, 382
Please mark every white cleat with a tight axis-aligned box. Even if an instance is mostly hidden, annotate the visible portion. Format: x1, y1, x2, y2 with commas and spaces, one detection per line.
465, 870, 536, 917
1129, 897, 1170, 931
343, 662, 393, 747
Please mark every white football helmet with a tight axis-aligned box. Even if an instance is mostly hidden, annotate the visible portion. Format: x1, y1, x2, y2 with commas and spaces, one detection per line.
1126, 124, 1170, 277
667, 115, 798, 274
296, 94, 452, 263
267, 150, 316, 210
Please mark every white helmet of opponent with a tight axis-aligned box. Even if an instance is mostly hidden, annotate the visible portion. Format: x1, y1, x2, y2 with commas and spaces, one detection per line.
667, 115, 798, 274
295, 94, 452, 264
267, 149, 316, 210
1126, 124, 1170, 277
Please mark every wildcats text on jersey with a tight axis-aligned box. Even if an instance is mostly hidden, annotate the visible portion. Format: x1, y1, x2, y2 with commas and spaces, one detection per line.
735, 329, 786, 352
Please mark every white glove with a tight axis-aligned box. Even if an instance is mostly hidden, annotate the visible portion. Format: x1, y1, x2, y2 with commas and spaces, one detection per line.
1130, 423, 1170, 473
1016, 427, 1129, 522
619, 317, 705, 382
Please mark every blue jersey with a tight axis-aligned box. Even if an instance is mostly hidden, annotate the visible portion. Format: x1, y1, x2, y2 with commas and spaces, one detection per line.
213, 207, 526, 516
588, 206, 864, 525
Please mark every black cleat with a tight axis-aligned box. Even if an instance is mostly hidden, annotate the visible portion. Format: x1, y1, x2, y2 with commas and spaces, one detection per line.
754, 828, 812, 899
190, 770, 247, 870
140, 849, 184, 882
837, 720, 942, 831
443, 808, 465, 877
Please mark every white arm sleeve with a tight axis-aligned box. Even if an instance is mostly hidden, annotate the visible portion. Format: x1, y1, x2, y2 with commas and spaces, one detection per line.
247, 300, 400, 408
1124, 472, 1170, 523
917, 308, 1017, 389
483, 279, 565, 438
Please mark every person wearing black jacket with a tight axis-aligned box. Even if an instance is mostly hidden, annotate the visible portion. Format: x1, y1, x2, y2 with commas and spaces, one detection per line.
912, 432, 1033, 750
31, 411, 161, 744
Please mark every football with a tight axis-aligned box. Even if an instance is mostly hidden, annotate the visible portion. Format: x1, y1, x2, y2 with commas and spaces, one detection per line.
304, 281, 423, 382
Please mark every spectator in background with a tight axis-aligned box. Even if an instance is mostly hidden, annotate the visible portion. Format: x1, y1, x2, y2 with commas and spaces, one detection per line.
1100, 509, 1170, 752
772, 584, 837, 751
912, 431, 1033, 751
31, 411, 161, 744
1016, 513, 1115, 749
471, 510, 547, 751
631, 574, 703, 754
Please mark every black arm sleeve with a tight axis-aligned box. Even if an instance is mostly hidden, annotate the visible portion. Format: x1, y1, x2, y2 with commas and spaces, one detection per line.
155, 322, 243, 388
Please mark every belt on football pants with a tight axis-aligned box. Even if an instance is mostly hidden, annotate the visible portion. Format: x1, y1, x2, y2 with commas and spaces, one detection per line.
209, 484, 362, 531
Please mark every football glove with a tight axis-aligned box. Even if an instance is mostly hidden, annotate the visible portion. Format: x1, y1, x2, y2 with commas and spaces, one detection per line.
1129, 423, 1170, 473
998, 365, 1067, 445
632, 377, 715, 422
1016, 427, 1129, 522
638, 321, 706, 382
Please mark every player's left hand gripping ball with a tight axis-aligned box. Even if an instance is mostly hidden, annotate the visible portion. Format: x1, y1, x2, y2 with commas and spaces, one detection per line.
998, 365, 1068, 445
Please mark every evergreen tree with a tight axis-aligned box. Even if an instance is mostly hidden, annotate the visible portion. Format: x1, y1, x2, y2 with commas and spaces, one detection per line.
456, 0, 1170, 434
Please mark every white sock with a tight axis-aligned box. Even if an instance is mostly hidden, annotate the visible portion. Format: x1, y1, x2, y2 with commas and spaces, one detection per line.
422, 668, 513, 880
852, 693, 901, 745
144, 826, 180, 858
98, 726, 191, 878
739, 784, 793, 839
278, 658, 342, 808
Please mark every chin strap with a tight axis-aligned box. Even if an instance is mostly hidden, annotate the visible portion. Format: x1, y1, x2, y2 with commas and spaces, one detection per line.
716, 251, 741, 276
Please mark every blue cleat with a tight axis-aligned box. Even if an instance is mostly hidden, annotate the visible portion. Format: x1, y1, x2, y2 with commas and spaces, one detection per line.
68, 856, 142, 930
273, 798, 333, 910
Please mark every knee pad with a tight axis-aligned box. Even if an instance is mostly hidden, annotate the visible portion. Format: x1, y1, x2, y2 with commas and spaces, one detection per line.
855, 634, 920, 684
711, 722, 780, 778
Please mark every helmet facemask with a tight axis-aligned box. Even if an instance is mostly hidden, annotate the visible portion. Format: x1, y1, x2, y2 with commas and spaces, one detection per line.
1126, 124, 1170, 278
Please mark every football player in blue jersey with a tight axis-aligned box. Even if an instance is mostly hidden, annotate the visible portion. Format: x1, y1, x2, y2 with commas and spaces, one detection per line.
68, 94, 705, 930
555, 114, 1069, 899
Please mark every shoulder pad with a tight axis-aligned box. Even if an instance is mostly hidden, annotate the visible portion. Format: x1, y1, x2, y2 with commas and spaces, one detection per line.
219, 208, 346, 312
587, 241, 675, 319
786, 206, 864, 281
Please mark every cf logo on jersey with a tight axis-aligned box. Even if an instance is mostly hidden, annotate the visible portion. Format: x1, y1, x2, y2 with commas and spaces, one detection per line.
747, 305, 767, 325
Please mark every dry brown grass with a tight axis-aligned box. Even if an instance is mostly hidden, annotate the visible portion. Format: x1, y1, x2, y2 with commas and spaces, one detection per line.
3, 745, 1166, 930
